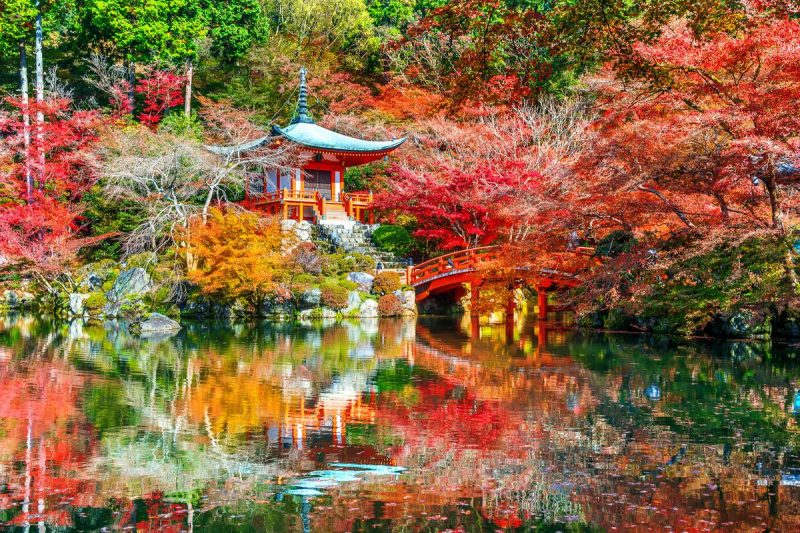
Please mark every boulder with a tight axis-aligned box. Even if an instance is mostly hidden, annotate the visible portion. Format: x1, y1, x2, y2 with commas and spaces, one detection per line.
1, 290, 33, 309
107, 268, 152, 303
298, 307, 337, 321
357, 299, 379, 318
344, 291, 361, 313
348, 272, 375, 292
136, 313, 182, 335
2, 290, 19, 308
707, 309, 771, 339
281, 219, 313, 243
261, 297, 294, 318
396, 289, 417, 316
301, 288, 322, 308
68, 293, 89, 316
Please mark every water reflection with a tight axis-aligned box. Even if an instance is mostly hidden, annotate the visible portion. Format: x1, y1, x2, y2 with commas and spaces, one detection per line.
1, 313, 800, 530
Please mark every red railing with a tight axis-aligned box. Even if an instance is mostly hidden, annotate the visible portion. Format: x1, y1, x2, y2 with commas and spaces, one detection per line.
408, 246, 499, 286
408, 245, 597, 287
342, 191, 373, 218
315, 191, 326, 217
252, 189, 319, 205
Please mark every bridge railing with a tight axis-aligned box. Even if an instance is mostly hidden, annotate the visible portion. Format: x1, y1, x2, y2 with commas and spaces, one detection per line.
408, 245, 598, 287
409, 246, 499, 286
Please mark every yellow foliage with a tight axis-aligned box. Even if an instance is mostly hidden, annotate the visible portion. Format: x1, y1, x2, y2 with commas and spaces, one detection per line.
186, 208, 288, 308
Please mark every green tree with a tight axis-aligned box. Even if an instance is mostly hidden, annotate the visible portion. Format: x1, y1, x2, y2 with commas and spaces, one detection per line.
78, 0, 207, 65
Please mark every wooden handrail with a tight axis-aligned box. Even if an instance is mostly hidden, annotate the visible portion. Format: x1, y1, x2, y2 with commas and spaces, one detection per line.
409, 245, 599, 287
410, 246, 499, 285
252, 189, 319, 204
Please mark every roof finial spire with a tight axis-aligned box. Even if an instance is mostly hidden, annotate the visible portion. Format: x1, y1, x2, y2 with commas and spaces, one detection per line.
292, 66, 314, 124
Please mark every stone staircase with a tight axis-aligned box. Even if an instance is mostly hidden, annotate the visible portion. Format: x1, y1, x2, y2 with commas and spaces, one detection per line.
317, 221, 407, 269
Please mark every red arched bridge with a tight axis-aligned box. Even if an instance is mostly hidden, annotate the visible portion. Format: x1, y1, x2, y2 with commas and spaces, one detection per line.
405, 245, 596, 319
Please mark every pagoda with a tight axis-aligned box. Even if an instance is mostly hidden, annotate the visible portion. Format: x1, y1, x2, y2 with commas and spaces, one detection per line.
209, 68, 405, 224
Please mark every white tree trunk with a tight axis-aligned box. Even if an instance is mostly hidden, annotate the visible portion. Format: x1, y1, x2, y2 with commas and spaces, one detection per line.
184, 61, 193, 117
19, 39, 33, 202
34, 3, 45, 186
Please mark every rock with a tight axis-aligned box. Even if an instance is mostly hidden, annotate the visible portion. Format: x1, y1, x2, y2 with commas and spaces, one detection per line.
396, 289, 417, 316
345, 291, 361, 313
295, 221, 313, 242
261, 297, 294, 317
298, 307, 337, 321
107, 268, 152, 303
301, 288, 322, 308
357, 299, 379, 318
1, 290, 34, 309
136, 313, 182, 335
2, 290, 19, 308
348, 272, 374, 292
86, 273, 103, 291
281, 219, 313, 243
707, 309, 771, 339
68, 293, 88, 316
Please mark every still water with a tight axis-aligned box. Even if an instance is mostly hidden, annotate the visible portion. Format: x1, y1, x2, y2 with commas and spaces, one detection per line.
1, 313, 800, 531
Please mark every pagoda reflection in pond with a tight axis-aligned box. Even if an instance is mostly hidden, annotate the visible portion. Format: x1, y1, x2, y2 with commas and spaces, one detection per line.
2, 314, 800, 530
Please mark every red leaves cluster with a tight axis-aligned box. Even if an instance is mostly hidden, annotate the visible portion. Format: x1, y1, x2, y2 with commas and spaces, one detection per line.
135, 70, 185, 128
583, 13, 800, 239
377, 161, 541, 250
0, 98, 107, 272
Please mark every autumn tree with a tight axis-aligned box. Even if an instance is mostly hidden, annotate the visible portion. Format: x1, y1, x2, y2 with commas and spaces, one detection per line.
0, 97, 109, 297
575, 12, 800, 279
100, 98, 292, 255
186, 208, 287, 312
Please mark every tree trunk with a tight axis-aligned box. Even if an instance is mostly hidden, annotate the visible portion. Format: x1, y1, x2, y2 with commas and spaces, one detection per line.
763, 175, 784, 232
637, 184, 695, 229
19, 39, 33, 202
34, 4, 45, 186
127, 59, 136, 111
184, 61, 193, 117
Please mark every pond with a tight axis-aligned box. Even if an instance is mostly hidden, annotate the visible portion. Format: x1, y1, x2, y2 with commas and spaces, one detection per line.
1, 312, 800, 531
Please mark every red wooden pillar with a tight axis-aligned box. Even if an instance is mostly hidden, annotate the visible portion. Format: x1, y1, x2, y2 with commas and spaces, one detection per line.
470, 285, 480, 337
537, 288, 548, 320
505, 296, 516, 343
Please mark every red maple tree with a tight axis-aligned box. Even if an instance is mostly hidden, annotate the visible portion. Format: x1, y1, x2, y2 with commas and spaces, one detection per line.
377, 161, 542, 250
0, 98, 108, 276
135, 70, 185, 128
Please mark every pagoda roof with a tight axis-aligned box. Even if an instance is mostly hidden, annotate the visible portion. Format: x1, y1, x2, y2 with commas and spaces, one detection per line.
272, 122, 405, 154
206, 67, 405, 159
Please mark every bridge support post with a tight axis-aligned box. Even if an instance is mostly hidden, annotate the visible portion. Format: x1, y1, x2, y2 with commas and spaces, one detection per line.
505, 298, 516, 343
470, 285, 480, 337
537, 288, 548, 321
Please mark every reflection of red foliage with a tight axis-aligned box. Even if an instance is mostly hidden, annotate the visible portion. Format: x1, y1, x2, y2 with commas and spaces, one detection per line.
376, 376, 513, 451
0, 362, 96, 527
116, 491, 189, 532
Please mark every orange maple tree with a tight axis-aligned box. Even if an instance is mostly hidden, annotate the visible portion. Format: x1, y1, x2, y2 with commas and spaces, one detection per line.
186, 208, 288, 312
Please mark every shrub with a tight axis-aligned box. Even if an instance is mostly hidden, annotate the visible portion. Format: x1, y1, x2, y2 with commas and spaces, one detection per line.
322, 252, 375, 276
378, 294, 403, 316
372, 271, 401, 296
125, 251, 158, 272
321, 283, 350, 310
84, 292, 107, 314
372, 225, 414, 257
338, 279, 358, 291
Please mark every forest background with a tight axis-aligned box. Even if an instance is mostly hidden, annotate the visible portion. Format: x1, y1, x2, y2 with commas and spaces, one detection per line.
1, 0, 799, 338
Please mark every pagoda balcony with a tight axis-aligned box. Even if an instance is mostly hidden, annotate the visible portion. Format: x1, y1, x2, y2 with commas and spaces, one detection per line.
246, 189, 374, 224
